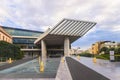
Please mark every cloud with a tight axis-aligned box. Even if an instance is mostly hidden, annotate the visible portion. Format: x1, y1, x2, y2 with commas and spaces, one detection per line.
0, 0, 119, 30
0, 0, 120, 50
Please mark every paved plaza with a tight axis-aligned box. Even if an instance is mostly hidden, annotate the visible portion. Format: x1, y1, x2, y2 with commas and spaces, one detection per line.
0, 56, 120, 80
72, 56, 120, 80
66, 57, 109, 80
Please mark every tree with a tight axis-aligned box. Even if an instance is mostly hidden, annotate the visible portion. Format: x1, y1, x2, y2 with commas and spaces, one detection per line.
0, 41, 24, 60
109, 47, 115, 51
100, 47, 109, 54
115, 47, 120, 54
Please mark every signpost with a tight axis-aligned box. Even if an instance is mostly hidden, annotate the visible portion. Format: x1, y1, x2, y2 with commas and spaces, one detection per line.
110, 51, 115, 62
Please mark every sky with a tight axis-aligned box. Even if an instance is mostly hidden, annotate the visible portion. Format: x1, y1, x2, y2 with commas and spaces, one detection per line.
0, 0, 120, 50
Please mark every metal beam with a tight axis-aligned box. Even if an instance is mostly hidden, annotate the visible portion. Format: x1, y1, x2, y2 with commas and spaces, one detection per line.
54, 20, 74, 35
73, 22, 89, 36
76, 23, 94, 36
80, 23, 96, 36
53, 20, 71, 34
66, 21, 82, 36
61, 21, 78, 35
50, 19, 67, 34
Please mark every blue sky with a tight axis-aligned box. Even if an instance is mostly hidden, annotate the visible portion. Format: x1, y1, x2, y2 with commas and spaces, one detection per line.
0, 0, 120, 50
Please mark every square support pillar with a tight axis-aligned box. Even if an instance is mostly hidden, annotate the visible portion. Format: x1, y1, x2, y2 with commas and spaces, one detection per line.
41, 40, 47, 62
64, 37, 70, 56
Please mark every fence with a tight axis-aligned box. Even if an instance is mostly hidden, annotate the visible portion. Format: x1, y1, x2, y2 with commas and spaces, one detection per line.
0, 57, 9, 62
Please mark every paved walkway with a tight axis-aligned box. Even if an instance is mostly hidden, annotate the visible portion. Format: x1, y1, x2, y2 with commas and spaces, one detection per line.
72, 56, 120, 80
0, 62, 8, 66
1, 56, 118, 80
55, 57, 72, 80
0, 57, 36, 70
66, 57, 109, 80
0, 58, 60, 80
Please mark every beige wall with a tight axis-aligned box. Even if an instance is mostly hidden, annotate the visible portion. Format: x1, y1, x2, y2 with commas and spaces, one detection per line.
90, 41, 119, 54
91, 42, 101, 54
0, 27, 12, 43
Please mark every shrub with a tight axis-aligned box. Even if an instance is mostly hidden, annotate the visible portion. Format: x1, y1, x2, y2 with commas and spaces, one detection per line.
114, 53, 120, 61
79, 52, 93, 57
100, 47, 109, 54
96, 54, 109, 60
0, 41, 24, 60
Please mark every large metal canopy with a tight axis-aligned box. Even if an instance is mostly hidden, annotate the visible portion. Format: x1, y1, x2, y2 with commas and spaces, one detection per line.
34, 18, 96, 46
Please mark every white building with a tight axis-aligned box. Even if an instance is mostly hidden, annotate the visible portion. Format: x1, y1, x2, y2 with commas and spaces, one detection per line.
104, 41, 120, 48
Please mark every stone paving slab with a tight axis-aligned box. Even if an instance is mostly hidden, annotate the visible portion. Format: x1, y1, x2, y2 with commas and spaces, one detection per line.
0, 58, 60, 80
0, 73, 56, 78
55, 58, 72, 80
0, 78, 55, 80
0, 57, 36, 71
66, 57, 110, 80
73, 56, 120, 80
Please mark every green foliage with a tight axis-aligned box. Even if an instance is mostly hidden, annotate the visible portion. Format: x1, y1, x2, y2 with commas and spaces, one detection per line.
109, 47, 115, 51
96, 54, 109, 60
79, 52, 93, 57
114, 53, 120, 61
115, 47, 120, 54
99, 47, 120, 61
0, 41, 24, 60
100, 47, 109, 54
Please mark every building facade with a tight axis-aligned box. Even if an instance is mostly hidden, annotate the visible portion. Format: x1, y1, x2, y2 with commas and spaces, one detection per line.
90, 41, 120, 54
2, 26, 43, 56
34, 19, 96, 61
2, 26, 43, 48
91, 42, 102, 54
104, 41, 120, 48
0, 26, 12, 43
1, 19, 96, 60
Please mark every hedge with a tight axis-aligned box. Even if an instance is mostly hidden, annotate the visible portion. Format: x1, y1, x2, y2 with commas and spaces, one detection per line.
0, 41, 24, 60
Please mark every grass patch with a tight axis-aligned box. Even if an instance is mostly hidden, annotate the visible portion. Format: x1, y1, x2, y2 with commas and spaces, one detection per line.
96, 54, 109, 60
78, 53, 93, 57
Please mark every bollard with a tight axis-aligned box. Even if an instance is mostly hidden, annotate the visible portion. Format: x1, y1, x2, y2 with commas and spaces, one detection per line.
40, 61, 44, 72
8, 58, 12, 64
61, 57, 65, 63
77, 55, 80, 60
93, 57, 97, 63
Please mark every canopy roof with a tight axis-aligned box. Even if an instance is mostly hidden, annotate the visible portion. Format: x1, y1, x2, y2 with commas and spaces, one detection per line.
49, 19, 96, 36
34, 19, 96, 46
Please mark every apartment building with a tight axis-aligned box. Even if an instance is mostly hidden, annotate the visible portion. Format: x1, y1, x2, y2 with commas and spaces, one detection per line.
90, 41, 120, 54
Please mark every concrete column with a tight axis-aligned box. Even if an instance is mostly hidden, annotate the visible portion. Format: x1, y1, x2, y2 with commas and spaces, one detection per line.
64, 37, 70, 56
41, 40, 47, 62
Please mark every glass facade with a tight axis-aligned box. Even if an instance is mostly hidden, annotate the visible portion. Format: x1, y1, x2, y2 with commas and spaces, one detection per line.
13, 38, 36, 44
2, 26, 43, 49
2, 27, 43, 37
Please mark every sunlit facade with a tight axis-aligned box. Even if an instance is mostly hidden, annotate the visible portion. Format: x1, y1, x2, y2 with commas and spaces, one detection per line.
90, 41, 120, 54
0, 26, 12, 43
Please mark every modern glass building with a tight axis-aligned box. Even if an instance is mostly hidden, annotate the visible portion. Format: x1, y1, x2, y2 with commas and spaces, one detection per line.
2, 26, 43, 48
3, 27, 42, 37
1, 19, 96, 58
2, 26, 43, 56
